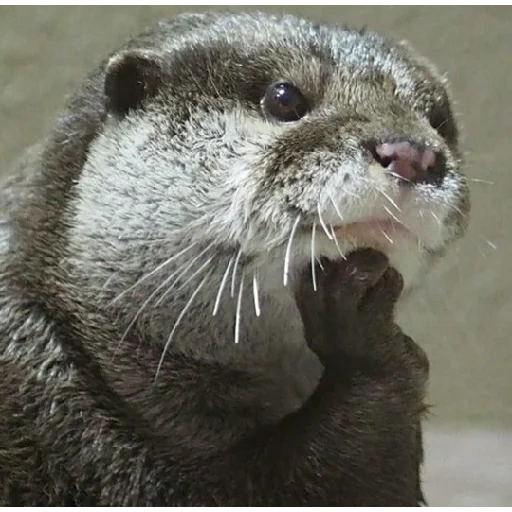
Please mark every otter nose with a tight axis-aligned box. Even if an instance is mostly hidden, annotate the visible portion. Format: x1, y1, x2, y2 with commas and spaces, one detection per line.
373, 141, 438, 185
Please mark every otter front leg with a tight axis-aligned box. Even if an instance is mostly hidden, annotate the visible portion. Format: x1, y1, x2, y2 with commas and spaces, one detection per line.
290, 249, 429, 506
206, 249, 429, 506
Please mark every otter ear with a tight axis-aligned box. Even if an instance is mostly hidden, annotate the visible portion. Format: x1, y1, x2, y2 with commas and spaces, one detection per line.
104, 49, 163, 116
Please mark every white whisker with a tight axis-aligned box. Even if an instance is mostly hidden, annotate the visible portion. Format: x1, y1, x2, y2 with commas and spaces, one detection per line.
100, 273, 117, 292
151, 243, 214, 308
451, 203, 467, 220
116, 236, 191, 244
329, 224, 347, 259
327, 191, 344, 223
213, 256, 234, 316
252, 273, 261, 317
109, 241, 198, 305
430, 211, 444, 237
154, 273, 210, 384
482, 237, 498, 250
431, 211, 442, 230
283, 214, 301, 286
380, 229, 394, 244
112, 270, 178, 363
335, 184, 360, 199
470, 178, 495, 186
433, 114, 455, 133
383, 205, 406, 226
234, 273, 245, 344
154, 256, 212, 308
384, 169, 412, 184
230, 248, 243, 298
377, 188, 401, 212
317, 203, 333, 240
345, 189, 361, 199
311, 222, 318, 291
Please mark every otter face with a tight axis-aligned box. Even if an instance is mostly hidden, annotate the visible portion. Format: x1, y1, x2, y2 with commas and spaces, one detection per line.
70, 13, 469, 302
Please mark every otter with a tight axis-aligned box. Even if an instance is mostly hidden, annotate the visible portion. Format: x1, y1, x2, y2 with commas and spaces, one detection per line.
0, 12, 469, 505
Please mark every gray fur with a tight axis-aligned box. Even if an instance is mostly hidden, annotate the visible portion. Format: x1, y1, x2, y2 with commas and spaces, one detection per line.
0, 12, 468, 505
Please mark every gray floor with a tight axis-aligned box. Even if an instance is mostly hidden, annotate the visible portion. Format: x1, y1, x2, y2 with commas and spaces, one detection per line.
1, 6, 511, 505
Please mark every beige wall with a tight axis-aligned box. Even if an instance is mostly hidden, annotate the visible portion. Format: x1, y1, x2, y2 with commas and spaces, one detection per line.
1, 6, 510, 426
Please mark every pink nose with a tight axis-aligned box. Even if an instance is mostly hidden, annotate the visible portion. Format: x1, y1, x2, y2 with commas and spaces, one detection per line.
374, 141, 437, 184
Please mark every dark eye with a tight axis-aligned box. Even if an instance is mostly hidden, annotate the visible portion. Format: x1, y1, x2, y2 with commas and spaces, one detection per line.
262, 82, 309, 122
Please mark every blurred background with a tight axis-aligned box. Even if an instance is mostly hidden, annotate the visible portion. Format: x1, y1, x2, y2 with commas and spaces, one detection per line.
0, 6, 510, 505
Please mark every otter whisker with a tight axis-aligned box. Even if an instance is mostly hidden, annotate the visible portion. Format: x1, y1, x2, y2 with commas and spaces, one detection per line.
430, 211, 443, 233
383, 170, 412, 184
283, 214, 301, 286
311, 222, 318, 291
380, 229, 394, 244
111, 247, 213, 363
154, 256, 213, 308
100, 273, 117, 292
235, 273, 245, 344
112, 269, 180, 364
148, 242, 214, 308
433, 114, 456, 133
154, 273, 210, 384
109, 241, 198, 305
451, 203, 468, 221
115, 236, 187, 243
317, 203, 333, 240
252, 273, 261, 317
469, 177, 495, 186
329, 224, 347, 259
383, 205, 408, 228
213, 256, 235, 316
230, 248, 243, 298
327, 191, 344, 224
342, 188, 361, 199
377, 188, 401, 213
481, 237, 498, 250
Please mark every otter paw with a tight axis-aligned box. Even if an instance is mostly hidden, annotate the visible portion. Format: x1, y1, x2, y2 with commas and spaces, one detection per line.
295, 249, 404, 369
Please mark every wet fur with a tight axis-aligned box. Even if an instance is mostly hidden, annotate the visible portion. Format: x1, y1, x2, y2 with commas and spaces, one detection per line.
0, 12, 468, 505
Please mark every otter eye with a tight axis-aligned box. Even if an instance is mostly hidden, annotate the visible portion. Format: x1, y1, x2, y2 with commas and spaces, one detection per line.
262, 82, 308, 122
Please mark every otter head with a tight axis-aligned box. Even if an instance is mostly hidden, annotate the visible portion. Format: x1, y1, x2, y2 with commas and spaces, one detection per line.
63, 13, 469, 358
